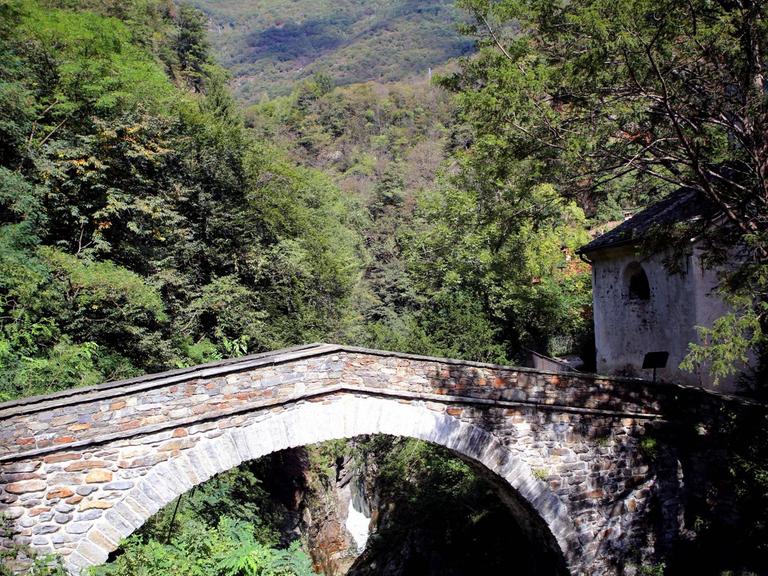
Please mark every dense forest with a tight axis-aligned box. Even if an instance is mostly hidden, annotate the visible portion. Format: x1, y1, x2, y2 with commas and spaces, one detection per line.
1, 0, 767, 574
242, 74, 597, 363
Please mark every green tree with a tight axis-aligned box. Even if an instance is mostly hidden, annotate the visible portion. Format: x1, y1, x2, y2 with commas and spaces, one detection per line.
174, 3, 210, 91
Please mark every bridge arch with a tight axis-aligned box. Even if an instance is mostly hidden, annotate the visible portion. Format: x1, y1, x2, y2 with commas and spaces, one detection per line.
70, 394, 577, 574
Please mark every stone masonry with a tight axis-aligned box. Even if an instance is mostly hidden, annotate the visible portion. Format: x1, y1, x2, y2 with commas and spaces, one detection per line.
0, 343, 743, 575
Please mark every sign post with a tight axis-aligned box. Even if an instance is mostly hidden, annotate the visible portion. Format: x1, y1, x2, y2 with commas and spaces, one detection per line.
642, 351, 669, 383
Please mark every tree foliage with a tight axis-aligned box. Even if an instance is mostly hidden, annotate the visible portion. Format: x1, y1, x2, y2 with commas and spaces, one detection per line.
90, 517, 315, 576
83, 462, 316, 576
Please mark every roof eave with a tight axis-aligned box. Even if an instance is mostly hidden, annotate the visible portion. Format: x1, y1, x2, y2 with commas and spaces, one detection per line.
576, 237, 638, 257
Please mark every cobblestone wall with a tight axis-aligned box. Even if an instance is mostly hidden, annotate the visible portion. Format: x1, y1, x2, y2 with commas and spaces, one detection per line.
0, 344, 719, 575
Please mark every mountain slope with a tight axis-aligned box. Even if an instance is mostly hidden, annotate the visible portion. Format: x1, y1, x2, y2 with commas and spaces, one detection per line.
187, 0, 473, 101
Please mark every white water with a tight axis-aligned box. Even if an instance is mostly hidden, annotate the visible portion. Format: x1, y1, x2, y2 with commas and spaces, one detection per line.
345, 495, 370, 552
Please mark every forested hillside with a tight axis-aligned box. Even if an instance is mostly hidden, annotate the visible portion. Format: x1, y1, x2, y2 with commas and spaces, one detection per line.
184, 0, 473, 101
0, 3, 609, 573
4, 0, 763, 397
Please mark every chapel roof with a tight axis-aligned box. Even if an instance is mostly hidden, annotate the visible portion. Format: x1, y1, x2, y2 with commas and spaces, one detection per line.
577, 187, 717, 256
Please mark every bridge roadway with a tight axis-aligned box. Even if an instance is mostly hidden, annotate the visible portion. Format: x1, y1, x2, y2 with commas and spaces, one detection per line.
0, 343, 744, 574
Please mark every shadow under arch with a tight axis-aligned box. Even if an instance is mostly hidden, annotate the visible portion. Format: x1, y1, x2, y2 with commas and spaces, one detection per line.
69, 395, 579, 574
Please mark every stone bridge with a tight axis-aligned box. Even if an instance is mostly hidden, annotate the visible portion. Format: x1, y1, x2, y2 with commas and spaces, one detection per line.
0, 343, 744, 575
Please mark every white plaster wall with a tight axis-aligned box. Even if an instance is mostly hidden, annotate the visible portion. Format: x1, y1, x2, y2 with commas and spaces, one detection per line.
690, 247, 732, 340
591, 245, 738, 392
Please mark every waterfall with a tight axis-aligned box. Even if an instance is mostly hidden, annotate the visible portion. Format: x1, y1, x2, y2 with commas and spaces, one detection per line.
344, 480, 371, 553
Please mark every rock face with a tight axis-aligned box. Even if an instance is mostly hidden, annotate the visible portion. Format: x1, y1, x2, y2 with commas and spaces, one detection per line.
305, 472, 368, 574
254, 446, 371, 575
305, 452, 371, 575
277, 436, 571, 576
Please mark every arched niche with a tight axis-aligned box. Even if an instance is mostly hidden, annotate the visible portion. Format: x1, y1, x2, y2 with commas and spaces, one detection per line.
625, 262, 651, 301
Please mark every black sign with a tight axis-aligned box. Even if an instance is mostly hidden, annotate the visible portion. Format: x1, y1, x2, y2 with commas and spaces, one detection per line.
642, 351, 669, 370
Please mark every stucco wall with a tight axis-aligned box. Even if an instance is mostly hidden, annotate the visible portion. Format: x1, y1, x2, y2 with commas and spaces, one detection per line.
591, 245, 737, 392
